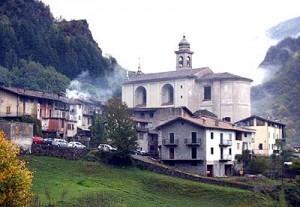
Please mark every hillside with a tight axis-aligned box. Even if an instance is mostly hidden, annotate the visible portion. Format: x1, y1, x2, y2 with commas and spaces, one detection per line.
252, 35, 300, 143
27, 156, 275, 207
0, 0, 124, 94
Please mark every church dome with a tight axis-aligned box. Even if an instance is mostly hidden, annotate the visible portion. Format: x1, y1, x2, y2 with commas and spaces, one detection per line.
178, 35, 190, 49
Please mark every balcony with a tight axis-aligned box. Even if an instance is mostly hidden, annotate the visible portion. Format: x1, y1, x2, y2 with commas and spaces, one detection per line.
219, 139, 232, 147
162, 139, 179, 147
136, 126, 149, 132
184, 138, 201, 146
220, 155, 232, 161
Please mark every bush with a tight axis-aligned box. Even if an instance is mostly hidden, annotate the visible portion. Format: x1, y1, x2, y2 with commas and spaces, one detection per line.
283, 176, 300, 207
248, 156, 271, 174
0, 131, 32, 206
98, 151, 132, 166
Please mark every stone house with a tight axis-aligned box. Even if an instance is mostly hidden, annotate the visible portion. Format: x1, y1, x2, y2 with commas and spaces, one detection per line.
155, 115, 254, 177
236, 115, 285, 156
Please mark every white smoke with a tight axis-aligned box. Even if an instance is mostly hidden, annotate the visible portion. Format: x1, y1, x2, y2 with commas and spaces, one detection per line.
66, 65, 126, 103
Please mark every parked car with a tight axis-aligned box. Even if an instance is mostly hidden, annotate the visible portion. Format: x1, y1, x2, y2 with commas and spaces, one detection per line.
68, 141, 86, 149
136, 147, 148, 156
43, 138, 53, 146
33, 136, 44, 145
52, 139, 68, 148
98, 144, 117, 152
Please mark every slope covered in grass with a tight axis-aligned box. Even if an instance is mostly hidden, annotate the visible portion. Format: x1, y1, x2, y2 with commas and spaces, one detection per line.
26, 156, 276, 207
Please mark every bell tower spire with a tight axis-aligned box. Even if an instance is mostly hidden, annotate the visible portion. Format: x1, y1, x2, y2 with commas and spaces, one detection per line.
175, 35, 193, 70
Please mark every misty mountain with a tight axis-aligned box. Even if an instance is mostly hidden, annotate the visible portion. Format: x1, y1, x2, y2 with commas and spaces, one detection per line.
0, 0, 125, 95
267, 16, 300, 40
252, 35, 300, 144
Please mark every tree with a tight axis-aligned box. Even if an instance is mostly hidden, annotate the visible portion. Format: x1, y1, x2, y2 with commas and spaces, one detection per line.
0, 131, 32, 206
104, 97, 137, 153
90, 113, 105, 147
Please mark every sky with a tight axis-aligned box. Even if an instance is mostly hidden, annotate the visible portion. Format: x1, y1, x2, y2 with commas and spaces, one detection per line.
41, 0, 300, 85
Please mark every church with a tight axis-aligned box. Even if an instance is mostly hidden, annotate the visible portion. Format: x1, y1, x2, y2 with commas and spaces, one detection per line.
122, 36, 252, 123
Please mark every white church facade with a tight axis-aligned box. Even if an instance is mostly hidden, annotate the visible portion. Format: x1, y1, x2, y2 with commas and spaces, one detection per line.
122, 36, 252, 123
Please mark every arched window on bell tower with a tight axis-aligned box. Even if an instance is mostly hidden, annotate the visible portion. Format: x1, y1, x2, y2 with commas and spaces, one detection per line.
178, 56, 183, 68
187, 56, 191, 67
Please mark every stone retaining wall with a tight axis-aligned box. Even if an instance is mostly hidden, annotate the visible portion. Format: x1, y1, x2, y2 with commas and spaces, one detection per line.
31, 144, 87, 160
133, 157, 257, 191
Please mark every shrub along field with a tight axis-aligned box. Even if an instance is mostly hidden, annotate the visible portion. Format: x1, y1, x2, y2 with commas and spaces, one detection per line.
26, 156, 277, 207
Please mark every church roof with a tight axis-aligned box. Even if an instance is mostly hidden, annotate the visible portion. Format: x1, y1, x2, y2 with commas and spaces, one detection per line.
199, 72, 252, 82
123, 67, 213, 84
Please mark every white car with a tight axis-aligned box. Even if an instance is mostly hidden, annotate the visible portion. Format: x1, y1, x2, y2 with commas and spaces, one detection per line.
98, 144, 117, 152
52, 139, 68, 148
136, 147, 147, 155
68, 141, 86, 149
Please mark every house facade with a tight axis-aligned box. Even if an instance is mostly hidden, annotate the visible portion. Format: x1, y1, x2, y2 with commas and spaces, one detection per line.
123, 36, 252, 123
236, 115, 285, 156
0, 86, 102, 139
156, 116, 254, 177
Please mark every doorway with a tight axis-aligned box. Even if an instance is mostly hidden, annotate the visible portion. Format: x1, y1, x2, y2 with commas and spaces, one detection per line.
207, 165, 214, 177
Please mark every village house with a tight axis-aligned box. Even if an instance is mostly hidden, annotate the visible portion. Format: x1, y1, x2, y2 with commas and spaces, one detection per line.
235, 115, 285, 156
122, 36, 252, 123
0, 86, 75, 138
155, 115, 254, 177
129, 106, 194, 157
69, 99, 103, 142
0, 86, 103, 140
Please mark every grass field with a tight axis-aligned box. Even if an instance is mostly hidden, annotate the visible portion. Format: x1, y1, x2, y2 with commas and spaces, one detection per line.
26, 155, 277, 207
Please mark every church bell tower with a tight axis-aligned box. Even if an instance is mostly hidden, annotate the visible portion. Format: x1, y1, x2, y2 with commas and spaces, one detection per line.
175, 35, 193, 70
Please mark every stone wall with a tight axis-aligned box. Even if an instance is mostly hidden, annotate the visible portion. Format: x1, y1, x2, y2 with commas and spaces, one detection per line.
31, 144, 87, 160
132, 157, 256, 191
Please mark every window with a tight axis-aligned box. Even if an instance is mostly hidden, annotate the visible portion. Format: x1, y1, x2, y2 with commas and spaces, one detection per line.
223, 117, 231, 122
191, 132, 197, 143
211, 147, 214, 155
244, 133, 248, 137
178, 56, 183, 67
180, 85, 183, 89
237, 143, 240, 150
210, 132, 214, 139
229, 134, 232, 140
161, 84, 174, 105
229, 148, 232, 155
135, 86, 147, 107
6, 106, 11, 114
169, 133, 175, 143
169, 148, 174, 159
220, 133, 223, 142
78, 115, 81, 120
192, 147, 197, 159
187, 56, 191, 67
204, 86, 211, 100
236, 132, 242, 140
150, 112, 154, 118
259, 143, 263, 150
